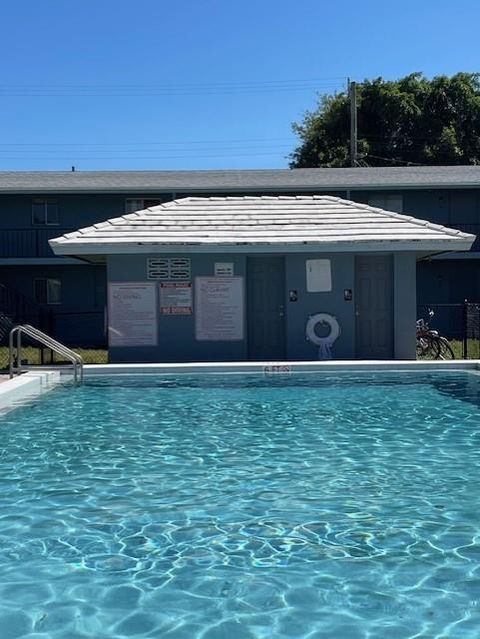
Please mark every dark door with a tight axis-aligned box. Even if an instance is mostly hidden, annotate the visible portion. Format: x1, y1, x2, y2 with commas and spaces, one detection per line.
355, 255, 394, 359
247, 257, 286, 360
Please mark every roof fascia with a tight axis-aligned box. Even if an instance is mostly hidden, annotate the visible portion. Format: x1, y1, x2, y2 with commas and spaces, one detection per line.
49, 239, 475, 256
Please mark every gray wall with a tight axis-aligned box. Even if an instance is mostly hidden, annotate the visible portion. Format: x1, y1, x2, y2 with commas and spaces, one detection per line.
417, 258, 480, 338
0, 187, 472, 348
285, 253, 355, 360
0, 194, 173, 258
107, 250, 418, 363
351, 189, 480, 234
1, 189, 478, 256
393, 253, 417, 359
108, 254, 248, 363
0, 264, 106, 346
418, 258, 480, 304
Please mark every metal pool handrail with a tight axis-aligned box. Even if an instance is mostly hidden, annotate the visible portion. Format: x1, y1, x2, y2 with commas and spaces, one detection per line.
9, 324, 84, 384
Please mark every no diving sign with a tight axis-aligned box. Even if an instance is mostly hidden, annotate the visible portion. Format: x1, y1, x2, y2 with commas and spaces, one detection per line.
160, 282, 192, 315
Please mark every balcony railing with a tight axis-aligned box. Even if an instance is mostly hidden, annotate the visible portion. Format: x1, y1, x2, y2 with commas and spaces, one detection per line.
0, 228, 74, 258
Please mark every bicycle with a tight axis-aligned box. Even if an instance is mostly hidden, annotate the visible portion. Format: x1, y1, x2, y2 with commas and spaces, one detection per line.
416, 309, 455, 359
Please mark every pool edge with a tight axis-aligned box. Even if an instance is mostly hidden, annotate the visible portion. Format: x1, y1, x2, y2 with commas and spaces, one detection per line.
81, 359, 480, 376
1, 360, 479, 409
0, 370, 61, 412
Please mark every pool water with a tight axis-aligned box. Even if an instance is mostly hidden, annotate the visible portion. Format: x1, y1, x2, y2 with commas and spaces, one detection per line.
1, 372, 480, 638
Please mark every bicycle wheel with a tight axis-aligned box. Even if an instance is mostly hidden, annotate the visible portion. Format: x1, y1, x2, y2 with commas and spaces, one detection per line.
437, 337, 455, 360
416, 335, 440, 359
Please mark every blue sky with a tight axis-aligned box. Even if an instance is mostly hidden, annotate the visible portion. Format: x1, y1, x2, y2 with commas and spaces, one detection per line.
1, 0, 478, 171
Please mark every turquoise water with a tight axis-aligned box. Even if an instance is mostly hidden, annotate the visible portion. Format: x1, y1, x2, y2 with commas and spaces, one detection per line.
1, 372, 480, 638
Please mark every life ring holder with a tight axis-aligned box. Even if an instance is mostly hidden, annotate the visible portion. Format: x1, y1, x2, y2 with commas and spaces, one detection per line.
306, 313, 341, 359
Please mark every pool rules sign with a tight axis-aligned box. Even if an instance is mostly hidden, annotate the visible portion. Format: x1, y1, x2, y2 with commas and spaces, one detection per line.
195, 277, 244, 341
108, 282, 158, 346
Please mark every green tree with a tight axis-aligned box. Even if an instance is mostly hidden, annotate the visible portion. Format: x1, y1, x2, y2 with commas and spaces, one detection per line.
289, 72, 480, 167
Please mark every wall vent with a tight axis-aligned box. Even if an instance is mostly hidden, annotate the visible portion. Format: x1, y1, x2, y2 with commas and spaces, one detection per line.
147, 257, 191, 280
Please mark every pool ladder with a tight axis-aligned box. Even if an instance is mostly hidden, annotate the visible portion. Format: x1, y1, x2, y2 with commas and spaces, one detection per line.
9, 324, 84, 385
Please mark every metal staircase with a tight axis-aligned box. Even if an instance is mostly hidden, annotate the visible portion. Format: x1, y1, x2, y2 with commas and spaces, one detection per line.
9, 325, 84, 384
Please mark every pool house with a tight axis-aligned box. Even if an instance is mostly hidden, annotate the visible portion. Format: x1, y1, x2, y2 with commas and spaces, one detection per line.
49, 195, 475, 363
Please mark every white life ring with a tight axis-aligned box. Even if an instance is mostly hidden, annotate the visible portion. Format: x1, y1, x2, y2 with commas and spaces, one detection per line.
306, 313, 341, 346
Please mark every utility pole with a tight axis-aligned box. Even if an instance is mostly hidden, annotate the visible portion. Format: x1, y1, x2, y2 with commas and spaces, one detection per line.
349, 80, 357, 167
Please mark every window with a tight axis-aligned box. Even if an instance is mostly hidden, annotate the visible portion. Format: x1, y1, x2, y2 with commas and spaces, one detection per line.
368, 194, 403, 213
32, 199, 59, 225
34, 278, 61, 304
125, 198, 164, 213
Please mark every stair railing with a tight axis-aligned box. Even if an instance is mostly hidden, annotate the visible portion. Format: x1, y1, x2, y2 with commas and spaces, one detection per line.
9, 324, 84, 384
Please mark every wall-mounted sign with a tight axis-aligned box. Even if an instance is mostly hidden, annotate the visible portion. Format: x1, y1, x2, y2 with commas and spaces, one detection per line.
160, 282, 192, 314
214, 262, 234, 277
108, 282, 157, 347
195, 277, 244, 341
306, 259, 332, 292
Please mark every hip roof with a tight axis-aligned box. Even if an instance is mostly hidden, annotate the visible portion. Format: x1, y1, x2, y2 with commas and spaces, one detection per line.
49, 195, 476, 256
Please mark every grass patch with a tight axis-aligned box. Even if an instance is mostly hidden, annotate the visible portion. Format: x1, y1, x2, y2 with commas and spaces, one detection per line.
0, 346, 108, 369
417, 339, 480, 360
2, 340, 478, 369
449, 339, 480, 359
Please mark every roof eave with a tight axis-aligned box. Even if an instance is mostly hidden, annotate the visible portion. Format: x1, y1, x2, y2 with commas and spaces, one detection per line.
49, 238, 475, 256
3, 182, 480, 195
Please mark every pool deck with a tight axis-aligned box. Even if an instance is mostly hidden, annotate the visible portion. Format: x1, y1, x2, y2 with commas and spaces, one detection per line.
0, 370, 60, 412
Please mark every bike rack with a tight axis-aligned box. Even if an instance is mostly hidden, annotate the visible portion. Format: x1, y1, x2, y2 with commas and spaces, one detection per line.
9, 324, 84, 384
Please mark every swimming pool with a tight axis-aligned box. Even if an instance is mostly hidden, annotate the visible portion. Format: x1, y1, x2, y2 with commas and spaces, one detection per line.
1, 370, 480, 638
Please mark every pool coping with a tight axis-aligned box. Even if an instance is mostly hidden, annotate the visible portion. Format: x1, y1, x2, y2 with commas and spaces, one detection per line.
0, 370, 61, 413
0, 360, 479, 411
82, 360, 480, 375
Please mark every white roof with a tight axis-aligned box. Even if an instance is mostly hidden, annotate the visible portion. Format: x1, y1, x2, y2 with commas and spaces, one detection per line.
49, 195, 476, 255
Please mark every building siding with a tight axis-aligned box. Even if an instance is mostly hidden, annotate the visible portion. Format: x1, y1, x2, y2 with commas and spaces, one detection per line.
0, 186, 478, 349
106, 250, 416, 363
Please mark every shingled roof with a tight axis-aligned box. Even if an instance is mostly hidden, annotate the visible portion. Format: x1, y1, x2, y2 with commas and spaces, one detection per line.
2, 165, 480, 193
49, 195, 475, 256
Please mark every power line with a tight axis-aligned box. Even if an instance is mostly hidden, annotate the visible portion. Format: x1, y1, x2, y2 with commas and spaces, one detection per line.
0, 137, 297, 148
0, 146, 293, 154
0, 76, 345, 91
365, 154, 426, 166
0, 145, 294, 157
0, 78, 346, 97
0, 136, 299, 159
0, 150, 295, 161
0, 89, 341, 97
0, 77, 346, 88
